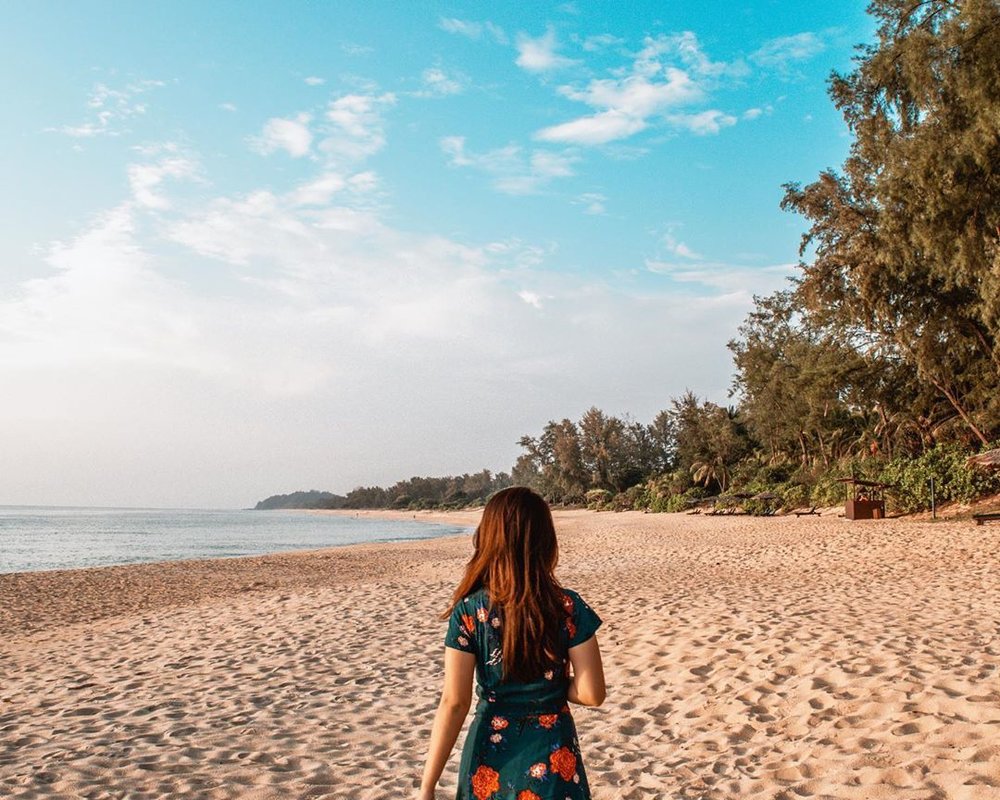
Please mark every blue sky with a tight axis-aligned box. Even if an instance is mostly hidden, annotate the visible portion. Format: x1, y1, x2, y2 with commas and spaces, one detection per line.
0, 2, 873, 507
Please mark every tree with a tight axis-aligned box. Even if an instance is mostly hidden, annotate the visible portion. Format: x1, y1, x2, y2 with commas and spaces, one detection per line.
781, 0, 1000, 446
667, 392, 752, 493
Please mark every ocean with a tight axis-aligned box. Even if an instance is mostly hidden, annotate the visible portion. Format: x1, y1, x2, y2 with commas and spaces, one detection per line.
0, 506, 472, 574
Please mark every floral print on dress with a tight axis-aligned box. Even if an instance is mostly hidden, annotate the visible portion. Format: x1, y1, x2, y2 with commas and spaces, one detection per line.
471, 765, 501, 800
445, 587, 602, 799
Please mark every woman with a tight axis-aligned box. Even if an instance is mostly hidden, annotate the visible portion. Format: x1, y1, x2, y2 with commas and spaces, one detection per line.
417, 487, 606, 800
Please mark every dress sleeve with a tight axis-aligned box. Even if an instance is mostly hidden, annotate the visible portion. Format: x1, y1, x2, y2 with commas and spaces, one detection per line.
444, 600, 477, 653
568, 591, 602, 648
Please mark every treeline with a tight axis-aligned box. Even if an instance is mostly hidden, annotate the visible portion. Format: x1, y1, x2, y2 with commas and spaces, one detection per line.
341, 470, 512, 510
511, 398, 746, 509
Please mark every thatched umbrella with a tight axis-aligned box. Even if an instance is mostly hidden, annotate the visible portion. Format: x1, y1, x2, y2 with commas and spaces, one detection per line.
967, 448, 1000, 468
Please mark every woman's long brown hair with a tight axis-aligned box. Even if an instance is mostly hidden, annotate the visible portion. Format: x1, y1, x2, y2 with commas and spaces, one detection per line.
445, 486, 565, 682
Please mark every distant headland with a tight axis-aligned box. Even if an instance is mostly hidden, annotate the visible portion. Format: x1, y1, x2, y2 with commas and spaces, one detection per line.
254, 490, 346, 510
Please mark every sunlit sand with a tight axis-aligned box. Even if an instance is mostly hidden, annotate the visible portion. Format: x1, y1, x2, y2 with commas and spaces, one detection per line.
2, 509, 998, 798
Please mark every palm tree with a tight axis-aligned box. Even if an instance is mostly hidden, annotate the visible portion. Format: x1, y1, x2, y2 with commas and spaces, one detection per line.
690, 457, 729, 493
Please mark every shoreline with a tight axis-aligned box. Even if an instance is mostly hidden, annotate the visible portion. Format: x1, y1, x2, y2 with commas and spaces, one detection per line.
304, 505, 486, 526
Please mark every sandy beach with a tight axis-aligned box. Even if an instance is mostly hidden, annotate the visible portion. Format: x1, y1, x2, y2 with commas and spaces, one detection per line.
2, 509, 999, 799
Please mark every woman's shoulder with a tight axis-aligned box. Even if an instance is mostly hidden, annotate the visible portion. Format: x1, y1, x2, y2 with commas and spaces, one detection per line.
456, 587, 489, 608
560, 587, 598, 613
560, 586, 584, 603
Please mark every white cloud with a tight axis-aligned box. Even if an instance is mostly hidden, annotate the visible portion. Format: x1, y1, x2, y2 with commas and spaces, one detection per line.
572, 193, 607, 215
743, 107, 762, 120
347, 170, 379, 193
665, 109, 737, 135
441, 136, 575, 195
530, 150, 575, 178
237, 90, 395, 176
128, 152, 199, 210
518, 290, 543, 308
219, 102, 238, 112
515, 28, 577, 72
438, 17, 507, 44
416, 67, 467, 98
534, 32, 747, 146
578, 33, 625, 52
287, 172, 346, 207
751, 32, 825, 70
537, 66, 700, 145
304, 76, 325, 86
51, 79, 165, 138
251, 113, 313, 158
662, 232, 700, 260
320, 92, 396, 164
283, 170, 380, 208
653, 32, 749, 81
341, 42, 375, 56
537, 110, 648, 146
646, 259, 795, 296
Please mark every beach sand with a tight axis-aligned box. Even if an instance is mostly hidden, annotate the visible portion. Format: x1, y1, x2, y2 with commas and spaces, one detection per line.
2, 509, 999, 799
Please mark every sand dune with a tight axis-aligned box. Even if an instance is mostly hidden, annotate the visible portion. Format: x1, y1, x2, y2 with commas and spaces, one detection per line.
2, 510, 999, 799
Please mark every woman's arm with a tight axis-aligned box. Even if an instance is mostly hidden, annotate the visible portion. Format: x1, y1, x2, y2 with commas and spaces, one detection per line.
417, 647, 476, 800
567, 635, 606, 707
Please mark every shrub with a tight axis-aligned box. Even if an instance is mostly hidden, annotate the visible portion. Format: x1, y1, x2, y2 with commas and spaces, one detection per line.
878, 444, 1000, 513
775, 482, 809, 510
585, 489, 613, 510
608, 484, 648, 512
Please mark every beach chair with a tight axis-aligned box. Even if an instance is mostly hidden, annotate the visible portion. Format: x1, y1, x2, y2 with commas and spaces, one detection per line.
793, 506, 820, 517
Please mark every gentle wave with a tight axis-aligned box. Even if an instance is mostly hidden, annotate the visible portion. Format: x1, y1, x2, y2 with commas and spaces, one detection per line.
0, 506, 471, 574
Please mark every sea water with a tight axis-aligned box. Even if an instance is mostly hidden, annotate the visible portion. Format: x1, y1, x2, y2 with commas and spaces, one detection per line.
0, 506, 472, 574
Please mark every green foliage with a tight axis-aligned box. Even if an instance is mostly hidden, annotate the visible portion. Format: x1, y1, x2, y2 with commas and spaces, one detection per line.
608, 484, 648, 512
781, 0, 1000, 447
341, 470, 513, 510
879, 444, 1000, 513
775, 482, 809, 510
660, 491, 697, 513
585, 489, 613, 511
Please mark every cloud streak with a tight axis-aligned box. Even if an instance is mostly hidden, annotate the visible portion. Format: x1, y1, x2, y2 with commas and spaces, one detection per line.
50, 79, 165, 138
441, 136, 576, 194
438, 17, 508, 44
751, 32, 826, 72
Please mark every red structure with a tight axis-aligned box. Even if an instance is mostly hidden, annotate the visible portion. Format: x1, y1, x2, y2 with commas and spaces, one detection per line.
836, 478, 890, 520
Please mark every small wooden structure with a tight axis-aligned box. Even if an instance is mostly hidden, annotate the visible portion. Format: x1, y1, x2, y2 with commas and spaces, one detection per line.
836, 478, 890, 520
966, 449, 1000, 525
967, 447, 1000, 469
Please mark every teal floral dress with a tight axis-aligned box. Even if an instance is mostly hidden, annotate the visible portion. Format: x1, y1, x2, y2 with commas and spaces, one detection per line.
445, 587, 602, 800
